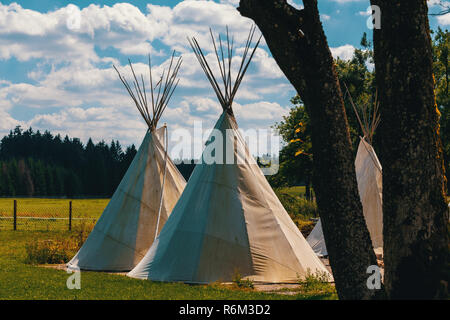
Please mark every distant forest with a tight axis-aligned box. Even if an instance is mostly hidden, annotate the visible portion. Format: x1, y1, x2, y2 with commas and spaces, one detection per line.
0, 126, 195, 197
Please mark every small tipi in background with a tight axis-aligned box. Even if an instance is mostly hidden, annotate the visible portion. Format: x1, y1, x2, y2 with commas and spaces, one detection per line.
307, 89, 383, 257
68, 53, 186, 271
128, 27, 332, 283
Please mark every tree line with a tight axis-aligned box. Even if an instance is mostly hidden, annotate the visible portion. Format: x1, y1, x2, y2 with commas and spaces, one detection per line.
0, 127, 197, 197
0, 127, 137, 197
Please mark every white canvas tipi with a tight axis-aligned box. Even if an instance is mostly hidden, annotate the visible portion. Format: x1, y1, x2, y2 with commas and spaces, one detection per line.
128, 27, 332, 283
68, 54, 186, 271
307, 91, 383, 257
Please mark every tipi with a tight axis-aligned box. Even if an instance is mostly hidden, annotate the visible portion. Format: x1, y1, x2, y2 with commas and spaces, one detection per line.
307, 90, 383, 257
68, 53, 187, 271
128, 27, 332, 283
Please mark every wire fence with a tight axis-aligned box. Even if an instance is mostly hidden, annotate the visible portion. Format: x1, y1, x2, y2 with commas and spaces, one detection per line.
0, 198, 108, 231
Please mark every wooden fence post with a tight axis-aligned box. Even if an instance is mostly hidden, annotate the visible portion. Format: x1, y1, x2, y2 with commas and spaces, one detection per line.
13, 199, 17, 231
69, 201, 72, 231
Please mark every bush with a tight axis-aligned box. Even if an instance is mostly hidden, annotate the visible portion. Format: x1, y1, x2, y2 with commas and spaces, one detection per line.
292, 219, 315, 237
72, 221, 95, 249
274, 188, 318, 218
274, 188, 318, 237
24, 221, 94, 265
297, 269, 333, 293
25, 239, 78, 265
296, 198, 318, 217
232, 271, 254, 289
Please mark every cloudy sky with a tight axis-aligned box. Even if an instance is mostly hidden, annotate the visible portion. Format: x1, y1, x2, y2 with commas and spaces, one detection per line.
0, 0, 448, 155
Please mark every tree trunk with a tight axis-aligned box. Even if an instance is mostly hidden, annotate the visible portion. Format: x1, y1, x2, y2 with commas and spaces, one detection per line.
238, 0, 384, 299
370, 0, 449, 299
305, 177, 311, 201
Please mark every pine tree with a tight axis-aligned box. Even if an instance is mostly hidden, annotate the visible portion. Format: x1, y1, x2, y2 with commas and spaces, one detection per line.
33, 160, 47, 196
45, 164, 55, 196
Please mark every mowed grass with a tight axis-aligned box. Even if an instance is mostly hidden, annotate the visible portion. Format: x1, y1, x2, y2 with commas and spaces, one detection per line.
0, 230, 336, 300
0, 198, 108, 231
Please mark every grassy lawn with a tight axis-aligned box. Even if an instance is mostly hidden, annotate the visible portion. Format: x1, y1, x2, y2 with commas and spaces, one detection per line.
0, 230, 336, 300
0, 189, 336, 300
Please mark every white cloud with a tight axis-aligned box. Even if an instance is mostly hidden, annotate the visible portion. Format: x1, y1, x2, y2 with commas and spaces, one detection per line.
234, 101, 290, 123
0, 1, 295, 147
427, 1, 450, 25
0, 2, 170, 62
437, 13, 450, 25
183, 96, 222, 114
428, 0, 443, 6
330, 45, 356, 61
24, 105, 147, 145
0, 109, 22, 131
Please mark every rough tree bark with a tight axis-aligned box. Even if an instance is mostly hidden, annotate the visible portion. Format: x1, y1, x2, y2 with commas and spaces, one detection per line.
370, 0, 449, 299
238, 0, 384, 299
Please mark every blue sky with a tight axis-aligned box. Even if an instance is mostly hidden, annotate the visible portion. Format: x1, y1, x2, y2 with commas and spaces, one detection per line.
0, 0, 448, 154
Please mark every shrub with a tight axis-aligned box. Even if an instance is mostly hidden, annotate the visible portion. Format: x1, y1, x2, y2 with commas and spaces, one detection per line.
274, 188, 318, 236
24, 221, 94, 265
296, 198, 318, 218
72, 221, 95, 250
25, 239, 78, 265
274, 188, 318, 218
297, 269, 333, 293
292, 219, 315, 237
232, 271, 254, 289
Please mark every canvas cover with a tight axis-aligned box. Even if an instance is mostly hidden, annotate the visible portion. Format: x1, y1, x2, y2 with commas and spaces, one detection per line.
305, 219, 328, 257
307, 137, 383, 256
128, 112, 332, 283
68, 127, 186, 271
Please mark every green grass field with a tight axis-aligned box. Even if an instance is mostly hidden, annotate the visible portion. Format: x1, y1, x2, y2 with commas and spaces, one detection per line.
0, 191, 337, 300
0, 230, 336, 300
